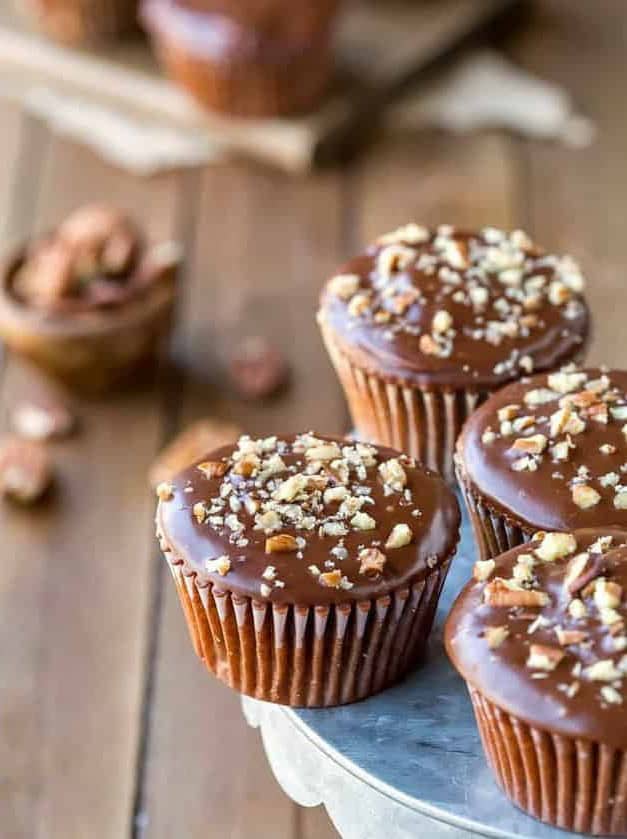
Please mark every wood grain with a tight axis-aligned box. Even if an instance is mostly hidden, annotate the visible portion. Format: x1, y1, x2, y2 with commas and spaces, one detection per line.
0, 130, 184, 839
510, 0, 627, 367
0, 102, 49, 839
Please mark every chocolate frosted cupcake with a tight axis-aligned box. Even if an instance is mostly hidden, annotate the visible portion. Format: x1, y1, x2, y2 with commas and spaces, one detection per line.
156, 432, 460, 706
141, 0, 334, 117
318, 224, 590, 482
457, 367, 627, 560
446, 528, 627, 835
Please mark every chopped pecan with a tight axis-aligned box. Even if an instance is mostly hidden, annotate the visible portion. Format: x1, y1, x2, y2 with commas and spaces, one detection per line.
572, 484, 601, 509
228, 337, 289, 400
555, 627, 588, 646
535, 532, 577, 562
385, 523, 413, 549
197, 461, 228, 480
565, 552, 605, 595
328, 273, 360, 300
359, 548, 387, 577
233, 454, 259, 478
11, 399, 76, 441
13, 239, 76, 309
148, 419, 241, 488
419, 334, 440, 356
319, 569, 343, 588
0, 437, 53, 504
204, 555, 231, 576
527, 644, 565, 671
485, 625, 509, 649
511, 434, 547, 455
484, 578, 549, 608
265, 534, 299, 553
432, 310, 453, 334
473, 559, 495, 582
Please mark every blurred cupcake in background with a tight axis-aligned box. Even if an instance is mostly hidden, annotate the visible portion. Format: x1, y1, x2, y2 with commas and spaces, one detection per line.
141, 0, 340, 117
21, 0, 139, 43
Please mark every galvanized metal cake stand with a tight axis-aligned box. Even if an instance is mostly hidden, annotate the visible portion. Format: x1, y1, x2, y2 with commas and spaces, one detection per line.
243, 499, 582, 839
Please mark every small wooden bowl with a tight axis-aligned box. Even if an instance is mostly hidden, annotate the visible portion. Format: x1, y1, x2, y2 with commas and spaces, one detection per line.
0, 242, 178, 397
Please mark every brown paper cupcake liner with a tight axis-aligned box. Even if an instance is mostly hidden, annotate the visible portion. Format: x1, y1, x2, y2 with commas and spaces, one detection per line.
455, 462, 532, 561
469, 687, 627, 835
166, 552, 452, 707
142, 4, 333, 118
25, 0, 139, 43
321, 322, 489, 484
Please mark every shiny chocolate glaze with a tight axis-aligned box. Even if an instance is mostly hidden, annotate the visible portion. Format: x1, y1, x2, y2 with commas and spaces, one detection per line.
156, 433, 460, 606
458, 368, 627, 532
445, 528, 627, 748
144, 0, 331, 62
318, 225, 589, 389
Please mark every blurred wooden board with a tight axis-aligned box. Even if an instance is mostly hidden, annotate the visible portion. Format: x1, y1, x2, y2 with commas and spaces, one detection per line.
0, 0, 520, 172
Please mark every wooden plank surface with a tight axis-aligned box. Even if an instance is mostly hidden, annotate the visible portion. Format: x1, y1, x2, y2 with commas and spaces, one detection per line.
0, 123, 185, 839
0, 3, 626, 837
510, 0, 626, 366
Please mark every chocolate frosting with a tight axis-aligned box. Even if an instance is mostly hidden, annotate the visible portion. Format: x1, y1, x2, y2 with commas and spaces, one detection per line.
156, 432, 460, 606
144, 0, 328, 61
458, 367, 627, 532
445, 528, 627, 748
318, 225, 589, 389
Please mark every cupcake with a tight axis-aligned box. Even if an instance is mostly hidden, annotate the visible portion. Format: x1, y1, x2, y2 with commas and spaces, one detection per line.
155, 431, 460, 706
141, 0, 334, 117
22, 0, 138, 43
457, 367, 627, 560
0, 204, 179, 395
445, 528, 627, 835
318, 224, 590, 482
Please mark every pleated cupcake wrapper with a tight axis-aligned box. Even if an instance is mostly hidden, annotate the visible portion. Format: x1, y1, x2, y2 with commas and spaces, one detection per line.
469, 688, 627, 835
28, 0, 138, 41
320, 321, 489, 484
456, 464, 532, 561
166, 553, 451, 707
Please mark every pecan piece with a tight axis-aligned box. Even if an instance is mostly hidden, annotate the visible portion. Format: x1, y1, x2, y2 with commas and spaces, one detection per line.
11, 399, 76, 441
13, 239, 76, 309
229, 337, 289, 400
485, 626, 509, 649
0, 437, 53, 504
565, 552, 605, 595
511, 434, 547, 455
555, 627, 588, 646
358, 548, 387, 577
484, 578, 549, 608
148, 419, 241, 488
265, 534, 299, 553
527, 644, 565, 671
197, 461, 228, 480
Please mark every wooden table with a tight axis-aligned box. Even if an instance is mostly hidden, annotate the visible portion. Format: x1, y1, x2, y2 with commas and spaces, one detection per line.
0, 2, 624, 837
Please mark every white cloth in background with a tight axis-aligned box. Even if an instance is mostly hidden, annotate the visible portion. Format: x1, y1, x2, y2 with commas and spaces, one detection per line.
23, 87, 224, 175
389, 49, 595, 147
11, 49, 595, 176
